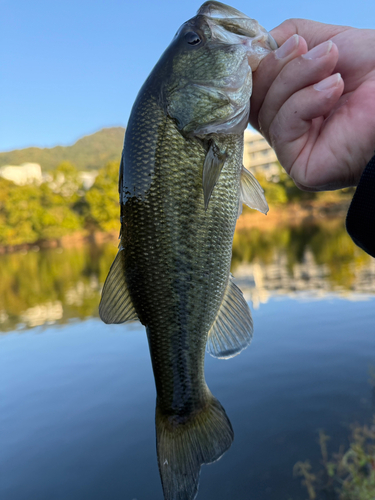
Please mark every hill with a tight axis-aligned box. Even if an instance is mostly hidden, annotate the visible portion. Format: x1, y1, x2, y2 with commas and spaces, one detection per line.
0, 127, 125, 171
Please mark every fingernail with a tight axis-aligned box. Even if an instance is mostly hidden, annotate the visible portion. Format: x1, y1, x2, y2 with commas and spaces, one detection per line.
302, 40, 333, 60
314, 73, 342, 91
275, 35, 299, 59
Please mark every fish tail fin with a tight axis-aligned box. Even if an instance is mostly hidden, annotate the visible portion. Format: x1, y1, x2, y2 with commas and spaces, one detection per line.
155, 394, 233, 500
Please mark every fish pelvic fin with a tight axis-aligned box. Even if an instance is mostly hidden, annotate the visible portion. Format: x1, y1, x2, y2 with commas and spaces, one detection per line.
202, 142, 227, 210
156, 395, 233, 500
238, 165, 269, 217
207, 274, 253, 359
99, 249, 138, 324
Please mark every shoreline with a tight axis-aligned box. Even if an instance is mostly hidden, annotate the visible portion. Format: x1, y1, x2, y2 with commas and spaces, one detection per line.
0, 230, 119, 255
236, 199, 350, 231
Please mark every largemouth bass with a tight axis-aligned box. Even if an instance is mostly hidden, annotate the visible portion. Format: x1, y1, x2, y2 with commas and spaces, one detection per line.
100, 2, 276, 498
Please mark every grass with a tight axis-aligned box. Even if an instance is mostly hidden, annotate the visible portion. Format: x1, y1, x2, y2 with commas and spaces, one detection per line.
294, 370, 375, 499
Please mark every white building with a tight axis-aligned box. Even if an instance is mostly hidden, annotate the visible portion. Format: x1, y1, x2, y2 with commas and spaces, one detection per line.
42, 170, 98, 191
79, 171, 98, 190
243, 129, 280, 180
0, 163, 42, 185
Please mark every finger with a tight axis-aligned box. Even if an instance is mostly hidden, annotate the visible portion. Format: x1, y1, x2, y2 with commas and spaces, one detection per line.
259, 41, 340, 143
249, 35, 308, 129
269, 19, 350, 50
269, 73, 344, 184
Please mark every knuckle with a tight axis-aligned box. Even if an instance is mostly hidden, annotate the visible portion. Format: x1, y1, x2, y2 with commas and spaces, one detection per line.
268, 113, 283, 148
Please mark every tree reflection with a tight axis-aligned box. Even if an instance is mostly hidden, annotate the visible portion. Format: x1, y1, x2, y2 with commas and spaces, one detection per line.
0, 220, 373, 333
0, 244, 117, 332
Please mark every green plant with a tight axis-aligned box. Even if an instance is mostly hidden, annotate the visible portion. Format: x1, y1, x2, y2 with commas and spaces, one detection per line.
294, 421, 375, 499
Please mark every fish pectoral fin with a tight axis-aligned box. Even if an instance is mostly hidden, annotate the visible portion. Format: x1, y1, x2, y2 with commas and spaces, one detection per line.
207, 274, 253, 359
202, 142, 227, 210
99, 249, 138, 324
239, 165, 269, 216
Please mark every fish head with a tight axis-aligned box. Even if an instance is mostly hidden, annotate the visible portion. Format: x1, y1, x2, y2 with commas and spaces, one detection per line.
160, 1, 277, 137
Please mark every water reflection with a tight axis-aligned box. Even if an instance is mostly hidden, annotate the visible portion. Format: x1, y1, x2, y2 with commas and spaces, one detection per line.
0, 244, 116, 332
0, 220, 373, 332
232, 221, 374, 306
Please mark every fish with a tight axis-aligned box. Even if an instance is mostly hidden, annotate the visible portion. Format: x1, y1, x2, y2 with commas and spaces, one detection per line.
99, 2, 276, 499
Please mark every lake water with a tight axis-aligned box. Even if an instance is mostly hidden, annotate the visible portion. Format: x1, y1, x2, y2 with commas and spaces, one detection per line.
1, 221, 375, 500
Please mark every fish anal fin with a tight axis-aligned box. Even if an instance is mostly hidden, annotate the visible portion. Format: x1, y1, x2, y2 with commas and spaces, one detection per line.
99, 249, 138, 324
156, 394, 233, 500
207, 274, 253, 359
202, 142, 227, 210
239, 165, 269, 215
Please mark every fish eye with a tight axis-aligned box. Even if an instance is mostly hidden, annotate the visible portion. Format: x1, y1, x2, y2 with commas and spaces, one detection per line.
184, 32, 201, 46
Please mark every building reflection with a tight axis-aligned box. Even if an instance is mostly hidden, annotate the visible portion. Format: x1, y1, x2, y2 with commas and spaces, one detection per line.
234, 251, 375, 309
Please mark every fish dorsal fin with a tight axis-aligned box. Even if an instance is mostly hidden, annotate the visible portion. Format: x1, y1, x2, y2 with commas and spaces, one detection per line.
207, 275, 253, 359
238, 165, 269, 217
202, 142, 227, 210
99, 249, 138, 324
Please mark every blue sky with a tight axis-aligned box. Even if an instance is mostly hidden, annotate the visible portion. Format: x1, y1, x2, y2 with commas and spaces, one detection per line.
2, 0, 375, 152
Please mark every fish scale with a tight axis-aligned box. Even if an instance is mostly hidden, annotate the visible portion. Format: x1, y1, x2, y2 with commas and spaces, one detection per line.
123, 112, 240, 414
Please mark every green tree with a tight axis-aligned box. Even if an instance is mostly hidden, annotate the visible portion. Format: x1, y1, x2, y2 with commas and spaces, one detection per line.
38, 182, 82, 240
0, 179, 42, 245
50, 162, 82, 201
85, 161, 120, 232
0, 176, 82, 247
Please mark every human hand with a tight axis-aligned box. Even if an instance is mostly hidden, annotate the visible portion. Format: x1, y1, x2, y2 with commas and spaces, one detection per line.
249, 19, 375, 190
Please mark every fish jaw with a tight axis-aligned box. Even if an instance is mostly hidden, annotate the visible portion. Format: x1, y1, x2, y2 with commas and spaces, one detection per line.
197, 0, 277, 70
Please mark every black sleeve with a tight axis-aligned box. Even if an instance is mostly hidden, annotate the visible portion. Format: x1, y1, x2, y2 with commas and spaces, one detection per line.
346, 154, 375, 258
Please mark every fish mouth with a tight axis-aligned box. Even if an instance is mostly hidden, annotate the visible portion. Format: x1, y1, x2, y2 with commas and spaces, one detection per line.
197, 1, 277, 68
197, 0, 254, 20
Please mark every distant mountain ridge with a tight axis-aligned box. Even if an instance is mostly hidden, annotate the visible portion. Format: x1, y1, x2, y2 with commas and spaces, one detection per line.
0, 127, 125, 171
